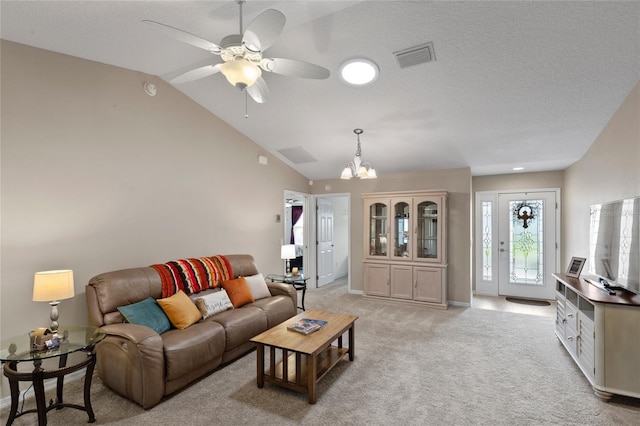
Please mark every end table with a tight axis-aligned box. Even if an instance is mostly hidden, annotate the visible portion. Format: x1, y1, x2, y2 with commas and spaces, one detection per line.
266, 274, 309, 311
0, 326, 106, 425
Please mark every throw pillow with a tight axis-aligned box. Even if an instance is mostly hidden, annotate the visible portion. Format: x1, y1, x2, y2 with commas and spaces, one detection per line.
117, 297, 171, 335
157, 290, 202, 329
244, 273, 272, 300
195, 290, 234, 319
220, 277, 255, 308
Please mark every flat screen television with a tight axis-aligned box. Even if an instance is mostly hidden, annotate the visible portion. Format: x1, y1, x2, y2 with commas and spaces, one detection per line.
588, 196, 640, 295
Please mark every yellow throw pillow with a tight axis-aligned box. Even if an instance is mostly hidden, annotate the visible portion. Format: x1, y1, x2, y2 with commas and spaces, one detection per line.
220, 277, 255, 308
157, 290, 202, 329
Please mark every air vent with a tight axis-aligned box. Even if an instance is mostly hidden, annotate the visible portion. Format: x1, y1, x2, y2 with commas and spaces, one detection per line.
278, 146, 317, 164
393, 42, 435, 69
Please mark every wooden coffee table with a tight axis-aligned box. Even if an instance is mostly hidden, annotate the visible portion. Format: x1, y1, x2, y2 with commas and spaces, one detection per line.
250, 309, 358, 403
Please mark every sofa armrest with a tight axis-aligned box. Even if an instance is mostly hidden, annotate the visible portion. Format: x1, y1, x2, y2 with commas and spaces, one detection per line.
96, 323, 165, 409
267, 281, 298, 306
101, 323, 159, 343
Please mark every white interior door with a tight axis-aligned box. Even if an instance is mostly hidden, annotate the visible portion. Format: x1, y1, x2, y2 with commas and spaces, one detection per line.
317, 197, 335, 287
498, 191, 557, 299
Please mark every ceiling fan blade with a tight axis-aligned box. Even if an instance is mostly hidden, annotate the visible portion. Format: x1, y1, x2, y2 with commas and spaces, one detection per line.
242, 9, 286, 52
247, 77, 270, 104
263, 58, 330, 79
143, 20, 221, 53
170, 64, 222, 84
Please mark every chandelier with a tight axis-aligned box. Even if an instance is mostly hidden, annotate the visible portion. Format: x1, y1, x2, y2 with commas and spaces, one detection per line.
340, 129, 377, 179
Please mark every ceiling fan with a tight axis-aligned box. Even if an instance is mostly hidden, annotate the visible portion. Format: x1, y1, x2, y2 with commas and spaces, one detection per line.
143, 0, 330, 104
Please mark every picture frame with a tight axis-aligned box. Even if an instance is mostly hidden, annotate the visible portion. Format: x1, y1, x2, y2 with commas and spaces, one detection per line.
566, 256, 586, 278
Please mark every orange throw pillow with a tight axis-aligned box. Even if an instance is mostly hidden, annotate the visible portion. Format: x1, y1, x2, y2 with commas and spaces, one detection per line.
221, 277, 255, 308
157, 290, 202, 329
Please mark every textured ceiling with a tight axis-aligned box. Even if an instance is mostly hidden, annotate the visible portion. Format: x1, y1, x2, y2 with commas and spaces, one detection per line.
1, 1, 639, 180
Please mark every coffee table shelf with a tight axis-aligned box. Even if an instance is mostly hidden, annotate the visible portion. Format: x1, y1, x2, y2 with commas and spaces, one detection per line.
266, 346, 349, 393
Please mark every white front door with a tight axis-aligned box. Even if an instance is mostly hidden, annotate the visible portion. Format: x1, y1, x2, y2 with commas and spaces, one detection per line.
317, 197, 335, 287
497, 191, 558, 299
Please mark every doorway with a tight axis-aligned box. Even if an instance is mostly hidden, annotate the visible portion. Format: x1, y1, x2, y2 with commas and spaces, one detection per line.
283, 191, 350, 290
284, 191, 307, 276
315, 194, 350, 288
475, 189, 560, 300
317, 197, 334, 286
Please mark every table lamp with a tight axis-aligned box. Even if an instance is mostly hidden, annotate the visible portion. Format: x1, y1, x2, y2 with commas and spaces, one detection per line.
33, 270, 75, 335
280, 244, 296, 276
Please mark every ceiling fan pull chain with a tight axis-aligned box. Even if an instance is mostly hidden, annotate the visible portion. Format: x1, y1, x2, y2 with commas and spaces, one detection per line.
245, 91, 249, 119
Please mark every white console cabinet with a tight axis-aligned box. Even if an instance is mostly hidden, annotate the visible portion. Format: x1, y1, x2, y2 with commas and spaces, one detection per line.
554, 273, 640, 401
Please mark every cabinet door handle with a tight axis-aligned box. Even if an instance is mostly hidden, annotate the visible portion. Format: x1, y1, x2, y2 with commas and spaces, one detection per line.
567, 336, 574, 341
567, 314, 574, 318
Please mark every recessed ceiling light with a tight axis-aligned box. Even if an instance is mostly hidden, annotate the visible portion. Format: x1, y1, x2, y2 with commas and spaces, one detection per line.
339, 58, 379, 86
513, 167, 524, 171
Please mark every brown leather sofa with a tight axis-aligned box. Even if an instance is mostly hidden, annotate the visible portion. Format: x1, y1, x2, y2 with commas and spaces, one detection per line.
86, 254, 297, 409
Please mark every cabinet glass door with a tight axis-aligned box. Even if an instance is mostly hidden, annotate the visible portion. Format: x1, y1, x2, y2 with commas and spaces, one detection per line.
392, 200, 411, 259
416, 200, 440, 261
368, 201, 388, 257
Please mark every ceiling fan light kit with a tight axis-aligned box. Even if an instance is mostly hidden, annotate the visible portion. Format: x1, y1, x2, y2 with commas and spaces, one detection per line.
340, 129, 377, 180
144, 0, 330, 104
220, 58, 262, 89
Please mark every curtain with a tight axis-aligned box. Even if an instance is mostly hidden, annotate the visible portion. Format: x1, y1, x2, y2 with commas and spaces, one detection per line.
291, 206, 303, 244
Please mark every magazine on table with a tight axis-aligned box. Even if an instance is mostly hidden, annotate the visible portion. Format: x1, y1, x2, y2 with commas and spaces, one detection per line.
287, 318, 328, 335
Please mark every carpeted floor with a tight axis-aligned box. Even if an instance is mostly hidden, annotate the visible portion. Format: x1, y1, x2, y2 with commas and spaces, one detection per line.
2, 280, 640, 425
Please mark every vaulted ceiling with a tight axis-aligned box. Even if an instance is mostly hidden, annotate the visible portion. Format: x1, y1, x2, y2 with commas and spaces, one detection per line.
2, 1, 639, 180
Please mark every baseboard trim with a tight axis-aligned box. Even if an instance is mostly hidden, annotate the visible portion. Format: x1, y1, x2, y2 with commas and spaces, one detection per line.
448, 300, 471, 308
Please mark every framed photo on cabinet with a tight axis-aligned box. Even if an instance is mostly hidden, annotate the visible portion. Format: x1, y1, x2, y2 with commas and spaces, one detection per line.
566, 257, 586, 278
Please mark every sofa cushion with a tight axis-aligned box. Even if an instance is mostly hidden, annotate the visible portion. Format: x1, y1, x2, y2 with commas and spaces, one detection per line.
194, 290, 234, 319
221, 277, 255, 308
209, 306, 267, 350
157, 290, 202, 329
117, 297, 171, 334
161, 321, 226, 382
244, 273, 271, 300
248, 295, 297, 328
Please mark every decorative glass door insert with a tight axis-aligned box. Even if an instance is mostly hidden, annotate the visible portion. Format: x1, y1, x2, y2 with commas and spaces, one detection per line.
508, 199, 544, 285
497, 191, 557, 299
481, 201, 493, 281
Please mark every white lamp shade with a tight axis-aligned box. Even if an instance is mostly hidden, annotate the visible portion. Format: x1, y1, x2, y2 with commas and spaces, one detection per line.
357, 166, 369, 178
280, 244, 297, 260
33, 270, 75, 302
367, 168, 377, 178
340, 167, 353, 179
220, 59, 262, 88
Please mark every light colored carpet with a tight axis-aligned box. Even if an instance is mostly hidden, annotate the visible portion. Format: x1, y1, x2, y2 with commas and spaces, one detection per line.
2, 280, 640, 425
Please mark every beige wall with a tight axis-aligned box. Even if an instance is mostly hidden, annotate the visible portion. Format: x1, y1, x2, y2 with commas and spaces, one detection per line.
473, 171, 563, 193
0, 41, 310, 341
312, 167, 472, 305
563, 81, 640, 268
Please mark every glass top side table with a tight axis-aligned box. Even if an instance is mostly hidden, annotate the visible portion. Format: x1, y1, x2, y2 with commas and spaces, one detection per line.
266, 274, 309, 311
1, 326, 106, 425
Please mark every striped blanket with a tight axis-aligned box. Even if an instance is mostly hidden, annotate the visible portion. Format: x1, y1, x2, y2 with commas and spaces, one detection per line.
150, 255, 233, 298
